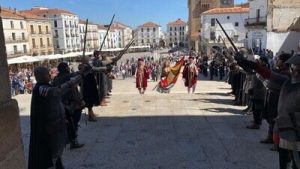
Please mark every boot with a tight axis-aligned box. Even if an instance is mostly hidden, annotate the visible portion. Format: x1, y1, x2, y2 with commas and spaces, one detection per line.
70, 139, 84, 150
270, 144, 279, 151
88, 109, 97, 122
246, 123, 260, 129
55, 157, 65, 169
260, 134, 274, 144
242, 107, 250, 112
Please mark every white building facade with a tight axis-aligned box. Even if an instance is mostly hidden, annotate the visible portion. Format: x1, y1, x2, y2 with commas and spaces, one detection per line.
136, 22, 162, 47
111, 22, 133, 48
244, 0, 268, 51
200, 7, 249, 53
79, 20, 99, 52
98, 25, 119, 49
245, 0, 300, 54
167, 19, 188, 48
27, 7, 81, 54
1, 8, 30, 58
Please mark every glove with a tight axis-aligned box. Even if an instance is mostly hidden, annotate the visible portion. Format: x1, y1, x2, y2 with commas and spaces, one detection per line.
234, 52, 245, 62
234, 53, 256, 71
106, 64, 113, 72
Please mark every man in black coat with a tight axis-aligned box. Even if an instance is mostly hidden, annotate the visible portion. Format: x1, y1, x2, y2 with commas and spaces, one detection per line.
53, 62, 85, 150
28, 67, 81, 169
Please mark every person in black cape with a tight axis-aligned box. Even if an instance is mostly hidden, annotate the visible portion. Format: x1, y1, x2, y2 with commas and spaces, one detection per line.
28, 67, 81, 169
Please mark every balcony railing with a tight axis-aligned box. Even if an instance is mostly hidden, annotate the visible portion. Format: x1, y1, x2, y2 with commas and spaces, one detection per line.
5, 37, 28, 43
8, 51, 29, 57
46, 31, 51, 34
54, 35, 59, 38
31, 31, 37, 34
39, 31, 44, 34
245, 17, 267, 27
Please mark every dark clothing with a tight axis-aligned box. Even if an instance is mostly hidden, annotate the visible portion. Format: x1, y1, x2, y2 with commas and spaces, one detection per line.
93, 59, 107, 102
53, 73, 83, 143
80, 63, 99, 108
28, 82, 67, 169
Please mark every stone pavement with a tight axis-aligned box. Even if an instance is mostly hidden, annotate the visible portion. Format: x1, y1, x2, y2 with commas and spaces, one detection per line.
17, 77, 278, 169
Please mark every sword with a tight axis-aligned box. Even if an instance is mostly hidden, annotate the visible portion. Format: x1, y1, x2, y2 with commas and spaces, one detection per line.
99, 14, 115, 52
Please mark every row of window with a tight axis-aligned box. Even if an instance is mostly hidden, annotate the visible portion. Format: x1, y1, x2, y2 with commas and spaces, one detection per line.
210, 18, 239, 27
12, 45, 27, 55
169, 37, 186, 41
30, 25, 50, 34
9, 21, 24, 29
169, 26, 185, 31
141, 39, 157, 43
141, 27, 156, 32
169, 32, 186, 36
31, 37, 52, 48
8, 32, 26, 41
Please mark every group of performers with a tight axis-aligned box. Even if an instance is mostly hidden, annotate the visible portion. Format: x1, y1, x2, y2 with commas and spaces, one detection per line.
135, 55, 199, 94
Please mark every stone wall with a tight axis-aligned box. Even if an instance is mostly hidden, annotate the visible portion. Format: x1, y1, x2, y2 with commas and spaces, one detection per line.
0, 100, 26, 169
0, 15, 26, 169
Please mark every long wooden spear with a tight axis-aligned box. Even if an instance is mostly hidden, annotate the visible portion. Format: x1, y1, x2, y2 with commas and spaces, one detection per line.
82, 19, 89, 58
216, 18, 238, 53
99, 14, 115, 51
112, 36, 135, 64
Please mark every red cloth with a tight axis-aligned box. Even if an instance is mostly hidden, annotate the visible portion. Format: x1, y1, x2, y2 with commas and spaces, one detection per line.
273, 133, 280, 145
136, 67, 149, 89
182, 65, 198, 87
255, 63, 271, 79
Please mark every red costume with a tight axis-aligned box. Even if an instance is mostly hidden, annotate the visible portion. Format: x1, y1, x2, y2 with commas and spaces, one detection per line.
182, 64, 198, 88
136, 66, 149, 89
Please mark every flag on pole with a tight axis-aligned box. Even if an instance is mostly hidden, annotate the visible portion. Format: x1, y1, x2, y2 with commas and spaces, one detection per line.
155, 58, 185, 93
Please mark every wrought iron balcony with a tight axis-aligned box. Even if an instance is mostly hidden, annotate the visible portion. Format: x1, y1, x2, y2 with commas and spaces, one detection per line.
5, 37, 28, 43
245, 17, 267, 27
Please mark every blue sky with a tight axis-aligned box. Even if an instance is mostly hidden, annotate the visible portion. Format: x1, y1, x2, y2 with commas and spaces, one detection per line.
1, 0, 247, 30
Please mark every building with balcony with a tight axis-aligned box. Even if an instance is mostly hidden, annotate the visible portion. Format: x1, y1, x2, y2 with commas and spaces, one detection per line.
111, 22, 133, 48
244, 0, 268, 51
266, 0, 300, 54
245, 0, 300, 54
136, 22, 162, 47
24, 7, 81, 54
201, 6, 249, 55
167, 19, 188, 48
0, 8, 30, 58
19, 11, 54, 56
79, 20, 99, 52
97, 24, 119, 49
188, 0, 234, 52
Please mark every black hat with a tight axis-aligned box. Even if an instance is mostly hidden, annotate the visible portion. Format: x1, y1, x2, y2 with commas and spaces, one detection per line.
286, 54, 300, 65
57, 62, 69, 73
259, 56, 269, 64
138, 58, 144, 62
278, 53, 291, 63
188, 56, 195, 59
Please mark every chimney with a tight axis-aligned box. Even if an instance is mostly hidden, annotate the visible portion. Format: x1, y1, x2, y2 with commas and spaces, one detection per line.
14, 8, 17, 14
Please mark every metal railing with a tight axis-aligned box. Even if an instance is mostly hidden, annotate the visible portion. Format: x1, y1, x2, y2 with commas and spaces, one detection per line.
5, 37, 28, 43
245, 17, 267, 26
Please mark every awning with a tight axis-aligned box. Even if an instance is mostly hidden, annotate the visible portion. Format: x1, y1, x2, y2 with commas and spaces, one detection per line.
7, 56, 41, 65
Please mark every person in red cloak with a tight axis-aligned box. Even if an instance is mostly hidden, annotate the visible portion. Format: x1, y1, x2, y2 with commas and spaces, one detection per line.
135, 58, 149, 94
183, 56, 199, 94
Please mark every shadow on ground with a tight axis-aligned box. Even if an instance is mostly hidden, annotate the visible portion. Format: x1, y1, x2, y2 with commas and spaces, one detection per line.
20, 114, 278, 169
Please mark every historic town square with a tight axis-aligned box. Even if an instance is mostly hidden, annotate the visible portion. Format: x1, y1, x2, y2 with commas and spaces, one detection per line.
0, 0, 300, 169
